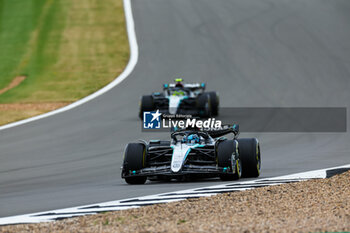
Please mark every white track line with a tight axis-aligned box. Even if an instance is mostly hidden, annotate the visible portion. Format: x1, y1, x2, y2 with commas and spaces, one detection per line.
0, 0, 138, 131
1, 163, 349, 225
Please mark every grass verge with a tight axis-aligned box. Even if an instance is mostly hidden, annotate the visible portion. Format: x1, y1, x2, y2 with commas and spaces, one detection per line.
0, 0, 129, 125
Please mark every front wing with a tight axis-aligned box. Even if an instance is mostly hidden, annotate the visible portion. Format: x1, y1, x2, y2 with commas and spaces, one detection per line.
122, 145, 235, 178
122, 164, 232, 178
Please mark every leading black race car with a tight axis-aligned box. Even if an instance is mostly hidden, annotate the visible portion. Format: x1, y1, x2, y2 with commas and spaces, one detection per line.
121, 125, 261, 184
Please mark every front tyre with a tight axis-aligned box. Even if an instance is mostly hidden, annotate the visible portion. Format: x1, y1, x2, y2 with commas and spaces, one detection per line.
217, 140, 241, 181
122, 143, 147, 184
139, 95, 154, 119
237, 138, 261, 178
125, 176, 147, 184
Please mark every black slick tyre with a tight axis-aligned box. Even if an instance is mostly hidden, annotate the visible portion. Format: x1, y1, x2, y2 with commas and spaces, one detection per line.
237, 138, 261, 178
139, 95, 154, 119
196, 93, 212, 117
217, 140, 241, 181
207, 92, 219, 116
123, 143, 147, 184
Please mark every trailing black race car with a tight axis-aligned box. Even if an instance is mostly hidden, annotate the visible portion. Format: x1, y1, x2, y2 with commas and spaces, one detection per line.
121, 125, 261, 184
139, 78, 219, 119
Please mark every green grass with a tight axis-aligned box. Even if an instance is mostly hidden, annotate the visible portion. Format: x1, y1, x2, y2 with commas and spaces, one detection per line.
0, 0, 129, 104
0, 0, 45, 90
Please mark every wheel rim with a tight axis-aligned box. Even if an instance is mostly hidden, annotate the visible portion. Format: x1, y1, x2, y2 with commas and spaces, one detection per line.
231, 153, 241, 177
236, 159, 242, 178
256, 140, 261, 175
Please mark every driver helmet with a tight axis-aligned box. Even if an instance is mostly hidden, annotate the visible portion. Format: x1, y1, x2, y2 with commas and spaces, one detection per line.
172, 90, 185, 96
175, 78, 184, 88
184, 134, 200, 145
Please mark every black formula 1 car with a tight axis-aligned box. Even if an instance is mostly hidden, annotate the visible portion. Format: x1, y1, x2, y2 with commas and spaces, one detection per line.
121, 125, 261, 184
139, 79, 219, 119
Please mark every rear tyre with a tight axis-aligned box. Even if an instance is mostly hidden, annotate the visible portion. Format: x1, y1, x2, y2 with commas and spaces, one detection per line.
123, 143, 147, 184
237, 138, 261, 178
217, 140, 241, 181
207, 92, 219, 116
196, 93, 211, 117
139, 95, 154, 119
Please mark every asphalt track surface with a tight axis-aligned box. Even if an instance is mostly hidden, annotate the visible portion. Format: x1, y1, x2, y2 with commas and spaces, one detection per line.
1, 0, 350, 217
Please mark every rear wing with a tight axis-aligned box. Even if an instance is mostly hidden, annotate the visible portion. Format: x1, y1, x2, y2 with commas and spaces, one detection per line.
163, 83, 206, 90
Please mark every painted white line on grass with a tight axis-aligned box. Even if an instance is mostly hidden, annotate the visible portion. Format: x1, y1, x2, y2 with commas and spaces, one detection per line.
0, 0, 138, 131
1, 163, 349, 225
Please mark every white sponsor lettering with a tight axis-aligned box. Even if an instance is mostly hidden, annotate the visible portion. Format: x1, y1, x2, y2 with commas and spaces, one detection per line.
162, 118, 222, 129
